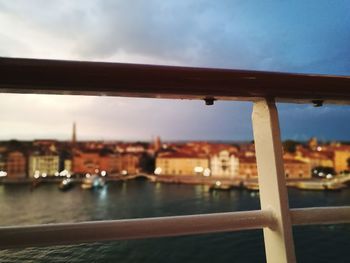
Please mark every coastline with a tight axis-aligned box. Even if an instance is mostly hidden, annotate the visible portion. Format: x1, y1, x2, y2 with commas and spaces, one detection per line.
1, 174, 348, 191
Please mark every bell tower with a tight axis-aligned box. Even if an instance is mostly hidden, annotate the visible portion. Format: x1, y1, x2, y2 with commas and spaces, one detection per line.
72, 122, 77, 145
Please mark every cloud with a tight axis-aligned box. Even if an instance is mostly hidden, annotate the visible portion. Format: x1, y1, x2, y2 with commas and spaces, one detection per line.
0, 93, 252, 141
278, 103, 350, 141
0, 1, 349, 141
1, 0, 349, 73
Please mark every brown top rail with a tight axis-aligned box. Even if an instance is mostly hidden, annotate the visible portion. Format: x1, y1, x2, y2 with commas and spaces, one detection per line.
1, 57, 349, 103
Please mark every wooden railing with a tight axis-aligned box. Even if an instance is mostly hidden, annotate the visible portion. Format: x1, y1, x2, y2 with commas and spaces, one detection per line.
1, 57, 350, 263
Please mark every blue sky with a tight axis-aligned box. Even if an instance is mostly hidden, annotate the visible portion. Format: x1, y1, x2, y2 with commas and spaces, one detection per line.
0, 0, 349, 141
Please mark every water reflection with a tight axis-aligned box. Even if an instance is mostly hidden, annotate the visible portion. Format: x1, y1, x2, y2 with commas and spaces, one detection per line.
0, 181, 349, 262
98, 186, 108, 201
155, 182, 162, 192
121, 181, 127, 195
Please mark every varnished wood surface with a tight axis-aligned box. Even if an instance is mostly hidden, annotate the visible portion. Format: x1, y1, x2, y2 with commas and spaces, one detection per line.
1, 57, 349, 103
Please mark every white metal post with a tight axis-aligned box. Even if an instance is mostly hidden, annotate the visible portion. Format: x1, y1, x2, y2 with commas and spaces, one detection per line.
252, 99, 296, 263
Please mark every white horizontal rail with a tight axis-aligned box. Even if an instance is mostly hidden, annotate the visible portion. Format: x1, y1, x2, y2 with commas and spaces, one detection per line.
290, 206, 350, 226
0, 210, 274, 249
0, 206, 349, 249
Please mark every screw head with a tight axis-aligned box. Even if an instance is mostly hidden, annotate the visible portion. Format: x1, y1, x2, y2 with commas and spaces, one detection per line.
204, 97, 215, 106
312, 100, 324, 107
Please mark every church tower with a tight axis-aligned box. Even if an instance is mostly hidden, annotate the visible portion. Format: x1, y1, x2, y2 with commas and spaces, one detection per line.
154, 136, 161, 152
72, 122, 77, 145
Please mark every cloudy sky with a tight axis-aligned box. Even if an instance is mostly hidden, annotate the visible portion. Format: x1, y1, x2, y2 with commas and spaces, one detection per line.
1, 0, 350, 141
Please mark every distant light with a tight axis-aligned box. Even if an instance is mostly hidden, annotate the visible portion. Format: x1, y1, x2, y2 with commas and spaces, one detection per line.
86, 173, 91, 178
67, 174, 71, 178
121, 170, 128, 175
203, 168, 211, 177
101, 170, 107, 177
95, 169, 99, 174
34, 170, 40, 179
0, 171, 7, 177
54, 171, 59, 176
194, 166, 204, 173
326, 174, 333, 179
317, 146, 322, 151
42, 173, 47, 178
215, 181, 221, 186
154, 167, 162, 175
60, 170, 68, 176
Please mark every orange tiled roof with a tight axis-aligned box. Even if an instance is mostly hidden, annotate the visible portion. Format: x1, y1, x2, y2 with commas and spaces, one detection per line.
158, 151, 208, 159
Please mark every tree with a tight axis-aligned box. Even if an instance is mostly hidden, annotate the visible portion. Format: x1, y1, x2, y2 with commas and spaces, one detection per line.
283, 140, 298, 153
139, 153, 155, 173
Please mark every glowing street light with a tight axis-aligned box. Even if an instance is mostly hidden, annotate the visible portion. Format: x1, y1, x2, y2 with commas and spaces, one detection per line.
203, 168, 211, 177
194, 166, 204, 173
154, 167, 162, 175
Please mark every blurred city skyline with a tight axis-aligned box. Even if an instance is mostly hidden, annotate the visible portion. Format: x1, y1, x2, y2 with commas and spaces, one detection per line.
1, 93, 350, 142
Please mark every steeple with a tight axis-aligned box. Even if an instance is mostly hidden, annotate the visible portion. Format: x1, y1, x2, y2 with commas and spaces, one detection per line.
72, 122, 77, 144
154, 136, 161, 152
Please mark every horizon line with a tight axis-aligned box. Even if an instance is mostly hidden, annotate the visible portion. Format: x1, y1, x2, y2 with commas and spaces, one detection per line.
1, 138, 350, 143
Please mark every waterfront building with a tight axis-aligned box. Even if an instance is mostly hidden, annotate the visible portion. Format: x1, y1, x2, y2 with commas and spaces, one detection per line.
238, 156, 311, 179
28, 153, 59, 177
239, 143, 256, 157
73, 150, 141, 175
295, 148, 334, 169
238, 156, 258, 179
179, 142, 239, 156
100, 154, 120, 174
106, 153, 141, 175
0, 146, 7, 153
119, 153, 140, 174
0, 153, 6, 172
156, 152, 209, 176
5, 151, 27, 178
73, 151, 102, 174
64, 159, 72, 174
210, 150, 239, 178
283, 159, 311, 179
333, 146, 350, 172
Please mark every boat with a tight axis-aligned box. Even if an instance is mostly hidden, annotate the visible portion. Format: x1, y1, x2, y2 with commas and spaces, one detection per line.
209, 181, 232, 191
323, 181, 347, 191
81, 175, 105, 190
58, 178, 74, 191
295, 180, 346, 191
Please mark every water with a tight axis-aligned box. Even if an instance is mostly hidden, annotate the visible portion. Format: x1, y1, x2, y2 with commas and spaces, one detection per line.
0, 180, 349, 262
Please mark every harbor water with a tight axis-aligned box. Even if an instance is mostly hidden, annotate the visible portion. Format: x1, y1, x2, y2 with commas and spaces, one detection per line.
0, 180, 349, 262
